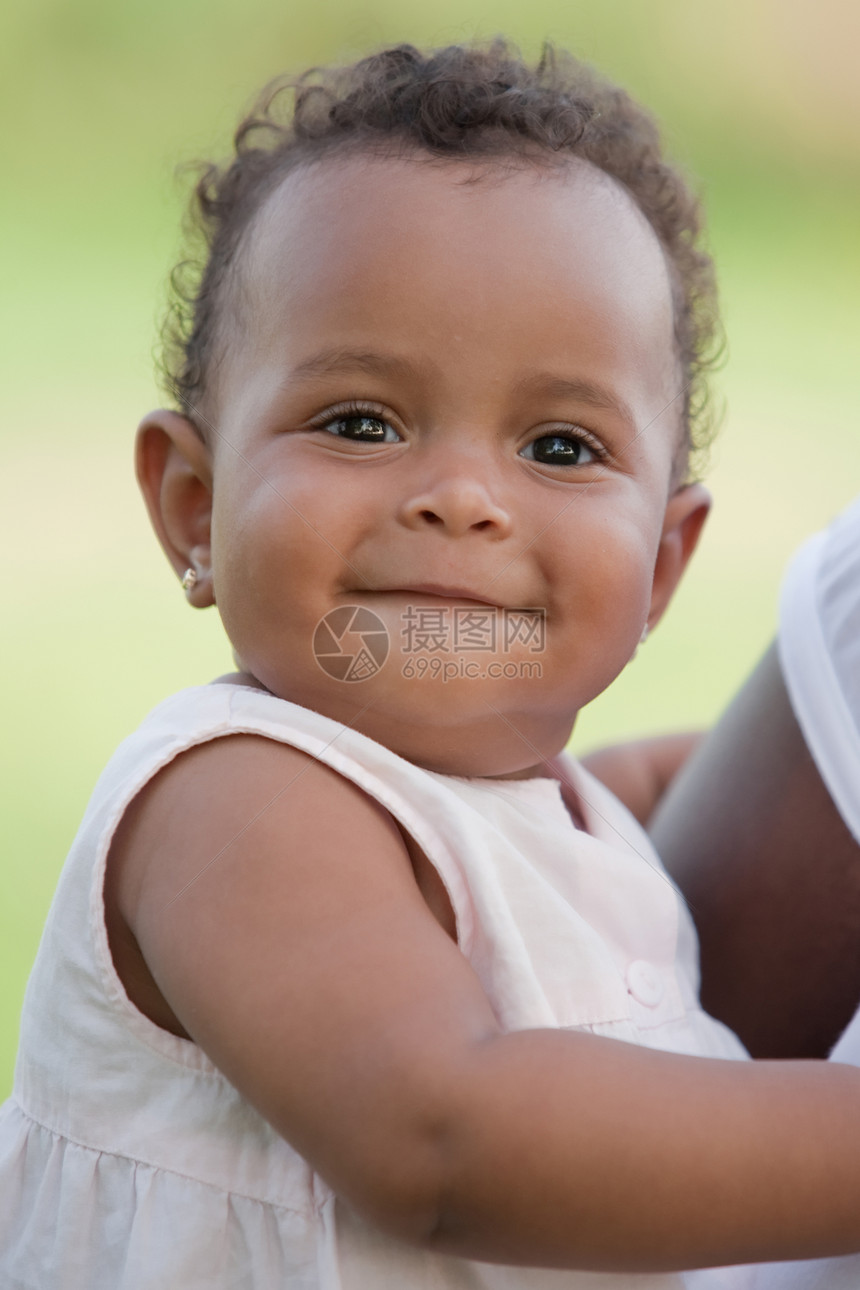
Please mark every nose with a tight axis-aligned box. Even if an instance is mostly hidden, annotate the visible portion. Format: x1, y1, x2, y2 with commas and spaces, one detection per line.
397, 468, 513, 539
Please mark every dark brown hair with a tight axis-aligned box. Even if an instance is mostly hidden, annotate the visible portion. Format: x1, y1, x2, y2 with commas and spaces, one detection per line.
161, 40, 724, 476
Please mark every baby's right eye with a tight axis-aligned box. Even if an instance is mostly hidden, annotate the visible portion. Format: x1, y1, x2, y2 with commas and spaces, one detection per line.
322, 414, 400, 443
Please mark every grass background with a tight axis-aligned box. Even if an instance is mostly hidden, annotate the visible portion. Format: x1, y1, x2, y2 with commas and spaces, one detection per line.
1, 0, 859, 1095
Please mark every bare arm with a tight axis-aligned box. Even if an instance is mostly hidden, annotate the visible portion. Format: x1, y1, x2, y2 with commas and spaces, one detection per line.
650, 643, 860, 1059
578, 731, 704, 827
111, 733, 860, 1272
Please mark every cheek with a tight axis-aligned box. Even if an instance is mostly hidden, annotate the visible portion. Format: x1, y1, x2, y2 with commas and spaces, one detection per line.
210, 487, 313, 644
216, 470, 334, 574
550, 516, 656, 655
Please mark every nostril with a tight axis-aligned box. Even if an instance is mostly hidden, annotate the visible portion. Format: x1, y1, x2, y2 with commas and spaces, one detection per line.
420, 510, 443, 524
473, 520, 493, 531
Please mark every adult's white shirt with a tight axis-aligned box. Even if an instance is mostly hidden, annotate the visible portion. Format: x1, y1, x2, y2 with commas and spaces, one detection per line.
756, 494, 860, 1289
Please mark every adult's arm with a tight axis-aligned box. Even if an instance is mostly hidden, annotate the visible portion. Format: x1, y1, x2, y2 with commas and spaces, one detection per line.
578, 731, 704, 828
650, 643, 860, 1059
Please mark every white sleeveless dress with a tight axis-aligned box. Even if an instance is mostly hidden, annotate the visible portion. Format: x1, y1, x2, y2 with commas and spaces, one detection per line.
0, 683, 750, 1290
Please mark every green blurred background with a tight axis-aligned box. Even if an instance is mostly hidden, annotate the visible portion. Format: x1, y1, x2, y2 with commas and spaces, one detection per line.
1, 0, 858, 1095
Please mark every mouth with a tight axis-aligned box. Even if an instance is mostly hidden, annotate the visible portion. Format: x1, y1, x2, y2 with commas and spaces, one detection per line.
370, 583, 505, 608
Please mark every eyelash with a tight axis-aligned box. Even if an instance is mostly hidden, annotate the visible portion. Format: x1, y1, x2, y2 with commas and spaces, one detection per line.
521, 426, 606, 467
311, 401, 607, 465
312, 401, 398, 443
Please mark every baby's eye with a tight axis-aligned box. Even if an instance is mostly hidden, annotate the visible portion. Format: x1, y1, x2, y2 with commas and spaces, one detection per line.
322, 414, 400, 443
520, 434, 596, 466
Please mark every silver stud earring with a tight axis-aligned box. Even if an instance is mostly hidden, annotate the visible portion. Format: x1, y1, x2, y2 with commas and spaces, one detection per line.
181, 568, 198, 592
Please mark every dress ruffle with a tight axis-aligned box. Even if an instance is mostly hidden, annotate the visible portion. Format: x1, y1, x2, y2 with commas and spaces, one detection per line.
0, 1101, 321, 1290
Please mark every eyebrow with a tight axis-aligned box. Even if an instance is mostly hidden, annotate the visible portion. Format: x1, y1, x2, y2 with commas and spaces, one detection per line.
288, 347, 636, 427
512, 374, 635, 427
288, 347, 421, 383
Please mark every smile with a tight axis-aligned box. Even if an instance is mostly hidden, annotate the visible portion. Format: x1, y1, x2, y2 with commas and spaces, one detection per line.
370, 584, 505, 608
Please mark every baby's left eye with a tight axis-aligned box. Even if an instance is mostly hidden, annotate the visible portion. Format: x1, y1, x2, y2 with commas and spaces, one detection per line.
322, 415, 400, 443
520, 434, 596, 466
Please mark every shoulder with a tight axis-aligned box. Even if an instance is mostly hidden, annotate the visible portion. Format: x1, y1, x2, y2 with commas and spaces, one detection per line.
104, 729, 417, 1039
109, 731, 412, 935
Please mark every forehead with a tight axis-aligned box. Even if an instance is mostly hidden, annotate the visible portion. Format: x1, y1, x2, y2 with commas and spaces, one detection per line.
244, 150, 673, 322
222, 151, 679, 452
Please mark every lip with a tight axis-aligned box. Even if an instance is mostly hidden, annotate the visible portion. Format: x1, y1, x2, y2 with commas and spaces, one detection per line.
371, 583, 504, 608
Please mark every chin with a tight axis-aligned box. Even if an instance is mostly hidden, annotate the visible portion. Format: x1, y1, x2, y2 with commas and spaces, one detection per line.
245, 647, 576, 776
330, 678, 568, 777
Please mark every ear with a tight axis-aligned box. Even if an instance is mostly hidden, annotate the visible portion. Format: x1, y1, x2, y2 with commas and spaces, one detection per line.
135, 410, 216, 608
647, 483, 711, 632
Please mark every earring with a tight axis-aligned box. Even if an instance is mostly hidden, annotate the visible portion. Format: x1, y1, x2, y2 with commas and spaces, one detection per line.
181, 567, 198, 592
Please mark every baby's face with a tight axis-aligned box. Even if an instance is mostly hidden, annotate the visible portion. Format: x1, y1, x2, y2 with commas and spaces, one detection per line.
201, 153, 698, 775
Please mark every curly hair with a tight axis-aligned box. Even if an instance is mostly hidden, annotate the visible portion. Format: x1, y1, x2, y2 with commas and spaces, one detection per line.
161, 40, 724, 476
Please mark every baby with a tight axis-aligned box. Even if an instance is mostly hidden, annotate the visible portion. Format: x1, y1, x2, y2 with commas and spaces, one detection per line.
3, 40, 860, 1290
